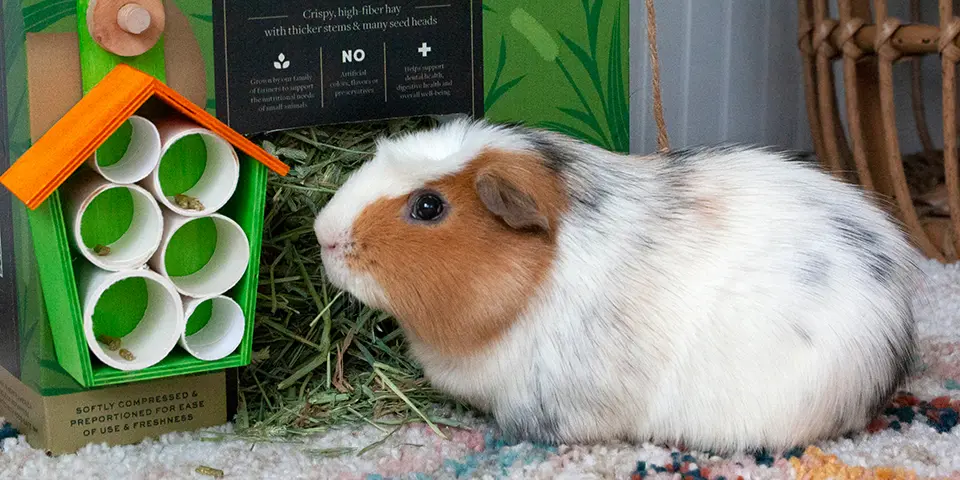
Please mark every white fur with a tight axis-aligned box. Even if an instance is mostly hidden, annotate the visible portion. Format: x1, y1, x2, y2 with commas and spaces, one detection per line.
315, 120, 920, 452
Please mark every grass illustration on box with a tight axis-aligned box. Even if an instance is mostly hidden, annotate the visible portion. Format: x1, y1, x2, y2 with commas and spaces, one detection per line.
0, 64, 288, 388
483, 0, 629, 153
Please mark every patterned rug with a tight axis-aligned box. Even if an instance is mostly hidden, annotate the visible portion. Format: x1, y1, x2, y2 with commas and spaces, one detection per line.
1, 257, 959, 479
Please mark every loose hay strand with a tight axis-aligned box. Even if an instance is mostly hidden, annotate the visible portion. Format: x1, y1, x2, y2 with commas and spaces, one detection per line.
238, 117, 465, 440
195, 465, 224, 478
374, 365, 447, 439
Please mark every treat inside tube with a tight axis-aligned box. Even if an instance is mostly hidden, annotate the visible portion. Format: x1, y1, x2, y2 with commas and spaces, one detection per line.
82, 269, 183, 371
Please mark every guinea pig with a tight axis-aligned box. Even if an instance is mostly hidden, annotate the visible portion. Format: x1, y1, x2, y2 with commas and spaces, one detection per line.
313, 117, 919, 453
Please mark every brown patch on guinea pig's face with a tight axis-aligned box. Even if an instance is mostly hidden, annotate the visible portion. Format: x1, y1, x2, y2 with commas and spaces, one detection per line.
348, 149, 568, 357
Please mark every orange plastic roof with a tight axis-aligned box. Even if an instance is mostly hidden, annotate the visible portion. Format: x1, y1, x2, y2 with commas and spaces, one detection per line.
0, 64, 289, 210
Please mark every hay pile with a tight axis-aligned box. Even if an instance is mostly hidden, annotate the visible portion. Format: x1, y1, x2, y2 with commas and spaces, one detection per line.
235, 117, 467, 443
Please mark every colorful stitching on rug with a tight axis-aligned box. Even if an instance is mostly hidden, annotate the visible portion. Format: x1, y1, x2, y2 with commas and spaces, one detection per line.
872, 393, 960, 434
629, 393, 960, 480
437, 431, 557, 478
0, 424, 17, 442
629, 447, 922, 480
789, 446, 921, 480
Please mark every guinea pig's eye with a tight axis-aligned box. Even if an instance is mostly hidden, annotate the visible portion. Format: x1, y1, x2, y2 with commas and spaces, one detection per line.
409, 191, 446, 222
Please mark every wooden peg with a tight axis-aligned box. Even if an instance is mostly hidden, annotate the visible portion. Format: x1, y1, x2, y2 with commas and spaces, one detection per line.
117, 4, 152, 35
88, 0, 165, 57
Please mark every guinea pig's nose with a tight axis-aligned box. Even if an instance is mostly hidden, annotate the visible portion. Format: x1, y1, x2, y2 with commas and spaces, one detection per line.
323, 242, 340, 251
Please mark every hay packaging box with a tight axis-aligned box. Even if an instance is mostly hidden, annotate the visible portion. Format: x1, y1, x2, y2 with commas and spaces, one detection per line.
209, 0, 630, 150
0, 0, 628, 454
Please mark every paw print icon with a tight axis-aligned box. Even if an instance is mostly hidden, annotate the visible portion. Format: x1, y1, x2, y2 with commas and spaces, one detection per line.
274, 53, 290, 70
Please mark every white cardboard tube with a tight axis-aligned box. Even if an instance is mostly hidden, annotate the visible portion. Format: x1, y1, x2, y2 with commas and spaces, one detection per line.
149, 211, 250, 298
62, 168, 164, 272
144, 119, 240, 217
89, 115, 162, 185
180, 295, 245, 361
75, 263, 184, 371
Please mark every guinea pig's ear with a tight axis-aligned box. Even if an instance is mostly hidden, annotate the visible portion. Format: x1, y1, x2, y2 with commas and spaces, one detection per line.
474, 166, 557, 232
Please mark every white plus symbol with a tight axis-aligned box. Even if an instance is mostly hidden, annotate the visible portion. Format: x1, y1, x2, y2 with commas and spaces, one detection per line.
418, 42, 432, 57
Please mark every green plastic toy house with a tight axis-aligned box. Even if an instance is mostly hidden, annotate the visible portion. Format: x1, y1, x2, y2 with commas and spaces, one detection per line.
0, 64, 288, 388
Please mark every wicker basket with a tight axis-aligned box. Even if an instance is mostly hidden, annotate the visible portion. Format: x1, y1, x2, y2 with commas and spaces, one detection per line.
798, 0, 960, 262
